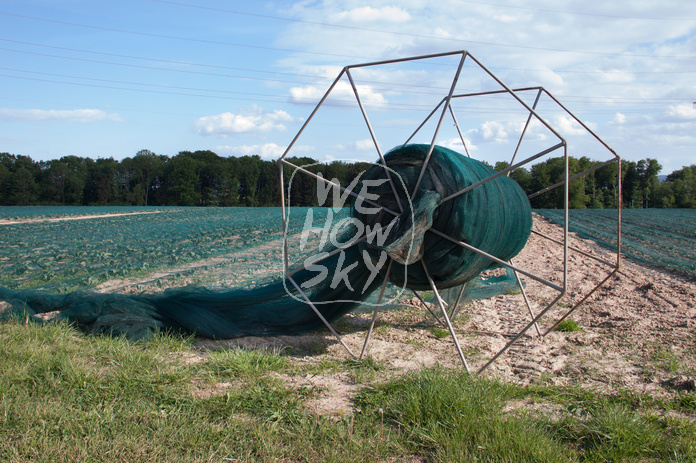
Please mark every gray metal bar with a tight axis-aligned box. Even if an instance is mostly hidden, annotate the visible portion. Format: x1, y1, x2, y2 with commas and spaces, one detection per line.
448, 104, 471, 157
462, 54, 567, 143
411, 53, 468, 199
287, 274, 356, 358
543, 268, 619, 336
527, 158, 619, 200
279, 68, 347, 161
510, 258, 541, 337
530, 229, 619, 268
509, 88, 543, 169
279, 165, 290, 274
440, 142, 564, 203
478, 292, 565, 373
537, 88, 621, 157
562, 145, 569, 291
346, 68, 404, 213
421, 260, 470, 373
450, 86, 544, 99
411, 289, 445, 326
360, 259, 393, 359
345, 50, 468, 70
448, 283, 468, 319
403, 97, 445, 146
427, 227, 564, 292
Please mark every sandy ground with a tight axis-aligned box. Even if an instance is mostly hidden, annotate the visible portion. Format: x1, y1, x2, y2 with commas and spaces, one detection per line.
8, 212, 694, 417
0, 210, 163, 225
192, 213, 696, 416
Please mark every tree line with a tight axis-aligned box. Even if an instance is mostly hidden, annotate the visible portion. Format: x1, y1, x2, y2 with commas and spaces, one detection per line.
0, 149, 694, 209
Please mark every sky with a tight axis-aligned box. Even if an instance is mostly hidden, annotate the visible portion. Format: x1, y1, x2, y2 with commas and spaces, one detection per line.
0, 0, 695, 174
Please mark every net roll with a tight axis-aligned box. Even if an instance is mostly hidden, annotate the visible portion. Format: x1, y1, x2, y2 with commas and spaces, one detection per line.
0, 144, 532, 340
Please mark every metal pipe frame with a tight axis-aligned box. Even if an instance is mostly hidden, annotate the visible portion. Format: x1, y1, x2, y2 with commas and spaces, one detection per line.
360, 259, 393, 359
346, 68, 404, 214
421, 259, 471, 372
277, 50, 622, 371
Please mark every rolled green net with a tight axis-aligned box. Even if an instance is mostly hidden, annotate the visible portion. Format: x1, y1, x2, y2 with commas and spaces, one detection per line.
0, 144, 532, 340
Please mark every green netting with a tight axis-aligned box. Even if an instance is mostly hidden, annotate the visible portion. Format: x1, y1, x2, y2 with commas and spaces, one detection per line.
536, 208, 696, 277
0, 145, 532, 339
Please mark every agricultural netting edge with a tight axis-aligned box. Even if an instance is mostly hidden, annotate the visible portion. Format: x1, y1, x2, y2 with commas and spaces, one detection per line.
535, 208, 696, 277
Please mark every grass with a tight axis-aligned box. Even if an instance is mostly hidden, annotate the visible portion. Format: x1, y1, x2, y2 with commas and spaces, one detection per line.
555, 319, 582, 332
428, 326, 451, 339
1, 319, 695, 462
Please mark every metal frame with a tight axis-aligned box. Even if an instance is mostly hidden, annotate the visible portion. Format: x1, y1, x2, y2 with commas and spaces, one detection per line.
277, 50, 621, 373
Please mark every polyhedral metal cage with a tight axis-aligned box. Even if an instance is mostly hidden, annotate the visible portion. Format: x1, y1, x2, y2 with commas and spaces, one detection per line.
277, 50, 621, 373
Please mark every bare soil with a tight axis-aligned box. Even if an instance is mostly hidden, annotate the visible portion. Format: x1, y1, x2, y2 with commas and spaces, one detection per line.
192, 213, 696, 416
0, 210, 163, 225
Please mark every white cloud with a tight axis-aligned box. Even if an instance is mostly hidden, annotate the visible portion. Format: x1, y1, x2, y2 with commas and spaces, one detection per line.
494, 15, 518, 23
599, 70, 635, 84
478, 121, 510, 143
354, 139, 375, 151
553, 115, 597, 136
194, 107, 297, 137
213, 143, 286, 160
664, 104, 696, 121
332, 6, 410, 23
288, 85, 324, 103
288, 81, 387, 106
0, 108, 122, 122
272, 0, 696, 171
440, 137, 478, 154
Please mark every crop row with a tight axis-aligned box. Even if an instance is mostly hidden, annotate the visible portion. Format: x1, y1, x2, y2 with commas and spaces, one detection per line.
0, 207, 328, 292
535, 208, 696, 276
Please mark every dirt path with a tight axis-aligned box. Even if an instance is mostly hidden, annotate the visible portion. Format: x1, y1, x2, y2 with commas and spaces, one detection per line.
0, 210, 164, 225
192, 214, 696, 416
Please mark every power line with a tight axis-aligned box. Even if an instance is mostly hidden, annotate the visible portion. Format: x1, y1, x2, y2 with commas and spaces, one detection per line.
0, 11, 362, 60
0, 70, 682, 116
451, 0, 696, 21
2, 10, 694, 59
3, 42, 695, 107
0, 38, 326, 80
5, 38, 695, 80
0, 46, 325, 86
1, 60, 686, 108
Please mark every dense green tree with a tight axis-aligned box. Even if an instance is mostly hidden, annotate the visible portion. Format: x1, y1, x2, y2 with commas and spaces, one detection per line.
0, 149, 691, 209
637, 158, 662, 208
167, 154, 201, 206
0, 163, 10, 204
5, 167, 38, 205
664, 165, 696, 208
131, 149, 165, 206
85, 158, 120, 205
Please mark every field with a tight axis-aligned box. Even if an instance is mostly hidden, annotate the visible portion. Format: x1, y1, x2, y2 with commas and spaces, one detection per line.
536, 208, 696, 277
1, 206, 695, 462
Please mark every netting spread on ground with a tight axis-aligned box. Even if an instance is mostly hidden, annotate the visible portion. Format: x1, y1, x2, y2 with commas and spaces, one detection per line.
536, 208, 696, 277
1, 145, 532, 340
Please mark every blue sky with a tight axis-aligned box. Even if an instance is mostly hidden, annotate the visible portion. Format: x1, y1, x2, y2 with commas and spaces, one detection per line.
1, 0, 694, 174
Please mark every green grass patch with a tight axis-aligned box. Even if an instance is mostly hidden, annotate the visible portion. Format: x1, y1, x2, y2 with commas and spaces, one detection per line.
427, 327, 450, 338
555, 319, 582, 332
203, 346, 290, 379
1, 319, 695, 462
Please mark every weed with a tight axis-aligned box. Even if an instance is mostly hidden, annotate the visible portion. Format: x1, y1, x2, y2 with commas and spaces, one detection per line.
677, 392, 696, 411
428, 327, 450, 339
344, 356, 385, 382
204, 347, 290, 379
2, 319, 695, 463
555, 319, 582, 332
